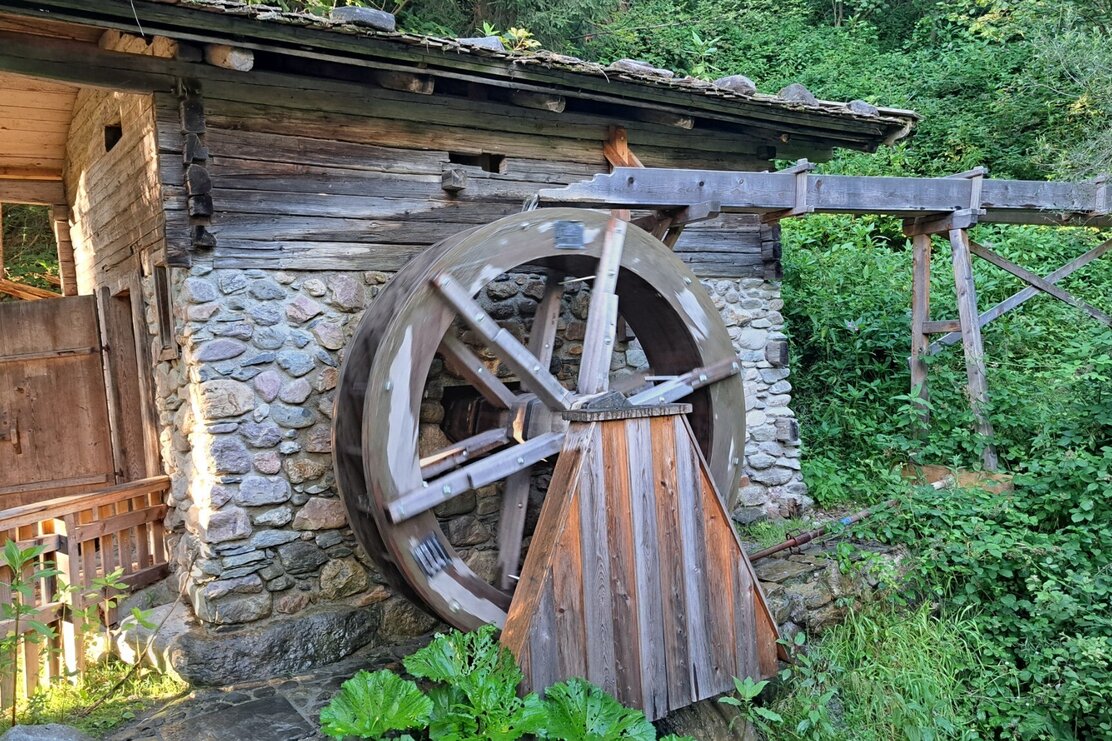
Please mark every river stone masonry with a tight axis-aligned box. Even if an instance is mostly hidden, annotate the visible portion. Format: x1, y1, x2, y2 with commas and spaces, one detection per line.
147, 263, 807, 677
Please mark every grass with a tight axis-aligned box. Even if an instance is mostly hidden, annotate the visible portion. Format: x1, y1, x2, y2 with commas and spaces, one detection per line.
738, 517, 815, 548
770, 603, 983, 740
5, 658, 187, 737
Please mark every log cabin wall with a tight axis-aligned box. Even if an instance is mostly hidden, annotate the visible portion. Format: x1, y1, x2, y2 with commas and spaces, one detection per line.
64, 88, 165, 293
154, 71, 781, 280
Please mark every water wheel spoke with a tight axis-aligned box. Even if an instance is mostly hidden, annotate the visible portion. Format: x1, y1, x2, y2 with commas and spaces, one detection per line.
577, 217, 627, 395
527, 272, 564, 369
610, 369, 651, 395
419, 427, 513, 479
434, 273, 573, 411
627, 356, 741, 406
494, 468, 531, 590
389, 431, 565, 523
437, 334, 519, 410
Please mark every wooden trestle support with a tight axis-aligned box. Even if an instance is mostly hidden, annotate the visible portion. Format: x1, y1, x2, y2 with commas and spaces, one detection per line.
334, 208, 777, 720
541, 165, 1112, 471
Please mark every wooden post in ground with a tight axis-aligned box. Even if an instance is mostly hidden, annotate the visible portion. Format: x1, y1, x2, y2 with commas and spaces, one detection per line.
948, 227, 998, 470
909, 232, 932, 431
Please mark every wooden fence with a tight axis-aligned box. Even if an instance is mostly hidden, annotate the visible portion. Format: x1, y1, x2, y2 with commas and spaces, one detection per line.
0, 476, 170, 710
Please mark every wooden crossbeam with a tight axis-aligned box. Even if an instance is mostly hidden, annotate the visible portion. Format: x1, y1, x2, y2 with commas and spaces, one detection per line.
968, 240, 1112, 326
931, 238, 1112, 353
540, 168, 1112, 227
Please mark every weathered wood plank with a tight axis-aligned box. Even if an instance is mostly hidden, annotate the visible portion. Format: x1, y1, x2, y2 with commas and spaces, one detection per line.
627, 418, 667, 719
949, 229, 998, 470
578, 428, 618, 695
540, 168, 1112, 227
602, 421, 642, 707
650, 416, 693, 710
909, 232, 931, 428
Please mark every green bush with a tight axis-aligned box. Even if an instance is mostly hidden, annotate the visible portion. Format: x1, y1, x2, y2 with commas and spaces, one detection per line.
320, 625, 688, 740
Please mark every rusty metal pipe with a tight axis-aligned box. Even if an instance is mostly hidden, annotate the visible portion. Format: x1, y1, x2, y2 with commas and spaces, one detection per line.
747, 477, 952, 563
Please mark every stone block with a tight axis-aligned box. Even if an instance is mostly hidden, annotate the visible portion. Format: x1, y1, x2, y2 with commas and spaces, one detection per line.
278, 541, 329, 575
210, 436, 252, 474
202, 507, 251, 544
293, 497, 347, 530
320, 556, 369, 599
379, 597, 439, 641
236, 476, 291, 506
253, 506, 293, 527
276, 350, 315, 377
240, 420, 282, 448
328, 274, 365, 310
286, 294, 324, 323
251, 529, 301, 548
198, 379, 255, 419
183, 277, 219, 304
279, 377, 312, 404
272, 403, 316, 429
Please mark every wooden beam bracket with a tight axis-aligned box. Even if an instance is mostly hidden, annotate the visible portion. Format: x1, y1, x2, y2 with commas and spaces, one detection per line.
760, 159, 814, 223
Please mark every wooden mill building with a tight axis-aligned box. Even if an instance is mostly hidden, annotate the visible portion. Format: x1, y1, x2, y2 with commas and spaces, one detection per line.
0, 0, 916, 685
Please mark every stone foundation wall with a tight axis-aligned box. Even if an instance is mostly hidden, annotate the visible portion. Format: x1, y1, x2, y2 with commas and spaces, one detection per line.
701, 278, 810, 518
149, 265, 808, 641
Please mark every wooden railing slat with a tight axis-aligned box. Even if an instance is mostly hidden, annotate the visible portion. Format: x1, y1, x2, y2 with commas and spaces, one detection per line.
0, 476, 170, 530
0, 477, 171, 701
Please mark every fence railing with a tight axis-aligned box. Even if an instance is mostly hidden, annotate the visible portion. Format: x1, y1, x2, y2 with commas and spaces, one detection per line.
0, 475, 171, 710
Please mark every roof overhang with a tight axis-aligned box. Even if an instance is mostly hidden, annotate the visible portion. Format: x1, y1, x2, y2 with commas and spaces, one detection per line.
0, 0, 917, 159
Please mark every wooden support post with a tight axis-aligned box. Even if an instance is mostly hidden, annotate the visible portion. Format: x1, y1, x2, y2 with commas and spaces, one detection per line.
949, 228, 998, 470
909, 232, 932, 431
51, 205, 77, 296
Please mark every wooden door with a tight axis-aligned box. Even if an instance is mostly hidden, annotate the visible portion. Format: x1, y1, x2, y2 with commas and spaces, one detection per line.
0, 296, 114, 507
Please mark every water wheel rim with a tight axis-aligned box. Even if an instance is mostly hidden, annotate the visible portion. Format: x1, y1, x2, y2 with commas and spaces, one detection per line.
334, 208, 745, 629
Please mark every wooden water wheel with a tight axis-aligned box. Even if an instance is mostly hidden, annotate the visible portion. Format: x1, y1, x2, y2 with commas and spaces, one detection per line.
333, 207, 748, 631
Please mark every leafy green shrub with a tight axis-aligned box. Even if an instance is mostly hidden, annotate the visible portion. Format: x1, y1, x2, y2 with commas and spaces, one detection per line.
862, 455, 1112, 737
540, 678, 655, 740
403, 626, 546, 740
320, 670, 432, 740
321, 625, 677, 740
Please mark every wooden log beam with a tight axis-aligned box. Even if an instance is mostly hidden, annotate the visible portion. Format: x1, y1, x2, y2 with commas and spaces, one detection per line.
0, 278, 60, 301
967, 240, 1112, 327
0, 179, 66, 205
909, 233, 931, 428
932, 238, 1112, 352
540, 168, 1112, 227
632, 108, 694, 129
948, 228, 998, 470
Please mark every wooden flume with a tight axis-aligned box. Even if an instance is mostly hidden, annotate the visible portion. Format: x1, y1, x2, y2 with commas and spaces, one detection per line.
334, 208, 775, 717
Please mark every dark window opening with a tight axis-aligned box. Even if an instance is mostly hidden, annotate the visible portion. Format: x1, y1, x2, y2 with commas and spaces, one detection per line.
448, 152, 505, 174
104, 123, 123, 152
